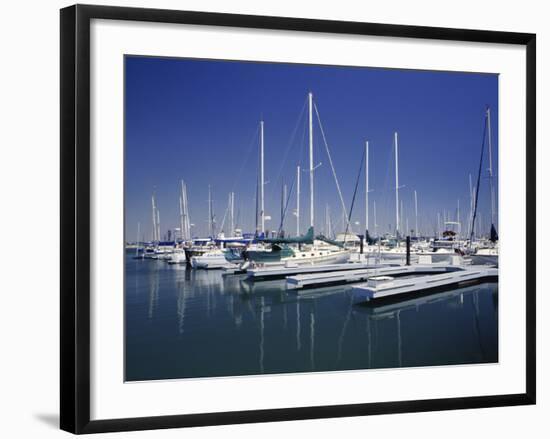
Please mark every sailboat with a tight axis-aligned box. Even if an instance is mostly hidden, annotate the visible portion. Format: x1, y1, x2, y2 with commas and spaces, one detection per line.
367, 132, 418, 262
470, 107, 498, 267
189, 192, 254, 269
242, 92, 351, 268
169, 180, 194, 264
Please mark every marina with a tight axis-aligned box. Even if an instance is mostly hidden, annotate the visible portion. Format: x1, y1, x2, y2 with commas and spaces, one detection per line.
124, 56, 499, 381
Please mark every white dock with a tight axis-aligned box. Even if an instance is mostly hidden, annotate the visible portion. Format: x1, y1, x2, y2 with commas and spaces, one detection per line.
247, 262, 395, 280
221, 267, 247, 275
351, 265, 498, 301
286, 264, 458, 289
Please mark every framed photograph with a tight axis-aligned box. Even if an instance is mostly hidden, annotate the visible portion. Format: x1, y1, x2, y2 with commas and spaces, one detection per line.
60, 4, 536, 434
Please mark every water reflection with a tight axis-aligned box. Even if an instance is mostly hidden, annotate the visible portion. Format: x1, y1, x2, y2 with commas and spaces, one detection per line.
126, 253, 498, 381
351, 285, 498, 368
147, 267, 159, 319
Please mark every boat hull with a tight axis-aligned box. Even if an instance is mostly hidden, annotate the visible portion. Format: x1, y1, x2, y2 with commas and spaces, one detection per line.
190, 253, 241, 269
247, 250, 351, 268
167, 251, 187, 264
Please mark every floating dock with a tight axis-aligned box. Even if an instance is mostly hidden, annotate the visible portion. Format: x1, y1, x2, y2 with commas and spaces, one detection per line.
351, 265, 498, 301
246, 262, 395, 281
286, 263, 455, 290
222, 267, 247, 275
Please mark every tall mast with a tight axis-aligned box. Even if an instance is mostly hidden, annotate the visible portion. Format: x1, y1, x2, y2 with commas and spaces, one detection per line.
373, 200, 377, 238
208, 185, 212, 236
260, 120, 265, 234
468, 173, 473, 239
184, 183, 191, 239
414, 190, 418, 238
457, 199, 461, 238
179, 195, 184, 239
151, 192, 157, 242
156, 209, 161, 242
232, 192, 235, 235
487, 107, 496, 228
136, 222, 140, 257
179, 180, 185, 240
280, 181, 284, 232
308, 92, 314, 228
394, 132, 400, 236
296, 165, 300, 236
282, 183, 287, 234
230, 192, 235, 236
365, 140, 369, 235
255, 174, 259, 235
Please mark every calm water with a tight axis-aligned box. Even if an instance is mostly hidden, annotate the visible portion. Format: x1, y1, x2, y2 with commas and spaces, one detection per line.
125, 253, 498, 381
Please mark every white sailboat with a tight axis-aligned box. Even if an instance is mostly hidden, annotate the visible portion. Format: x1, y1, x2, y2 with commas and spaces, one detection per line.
470, 107, 498, 266
244, 92, 350, 267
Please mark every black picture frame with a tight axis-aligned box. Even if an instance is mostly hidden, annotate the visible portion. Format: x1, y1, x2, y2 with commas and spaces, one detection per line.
60, 4, 536, 434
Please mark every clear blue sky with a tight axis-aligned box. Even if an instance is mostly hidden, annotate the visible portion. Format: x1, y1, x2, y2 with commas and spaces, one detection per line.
125, 56, 498, 241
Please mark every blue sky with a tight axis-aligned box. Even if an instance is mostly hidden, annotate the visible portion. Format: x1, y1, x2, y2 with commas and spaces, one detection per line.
125, 56, 498, 241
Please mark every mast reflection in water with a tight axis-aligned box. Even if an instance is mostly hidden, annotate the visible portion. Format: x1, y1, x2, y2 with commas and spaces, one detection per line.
125, 253, 498, 381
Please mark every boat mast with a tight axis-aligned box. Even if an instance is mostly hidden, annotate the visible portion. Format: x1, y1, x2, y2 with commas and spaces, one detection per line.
373, 200, 377, 238
136, 222, 140, 257
260, 120, 265, 234
208, 185, 212, 236
457, 199, 461, 238
468, 174, 473, 239
365, 140, 369, 237
394, 132, 400, 237
179, 195, 184, 239
296, 165, 300, 236
254, 170, 258, 235
156, 209, 161, 242
184, 183, 191, 239
280, 181, 285, 234
151, 192, 157, 242
469, 108, 490, 245
308, 92, 314, 228
283, 184, 287, 235
179, 180, 185, 240
414, 190, 418, 238
230, 192, 235, 236
487, 107, 496, 229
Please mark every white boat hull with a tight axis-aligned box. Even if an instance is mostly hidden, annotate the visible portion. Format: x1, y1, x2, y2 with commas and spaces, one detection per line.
191, 254, 237, 269
255, 250, 351, 268
167, 251, 187, 264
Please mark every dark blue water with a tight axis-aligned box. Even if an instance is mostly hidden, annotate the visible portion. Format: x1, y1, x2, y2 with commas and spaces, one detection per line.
125, 253, 498, 381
